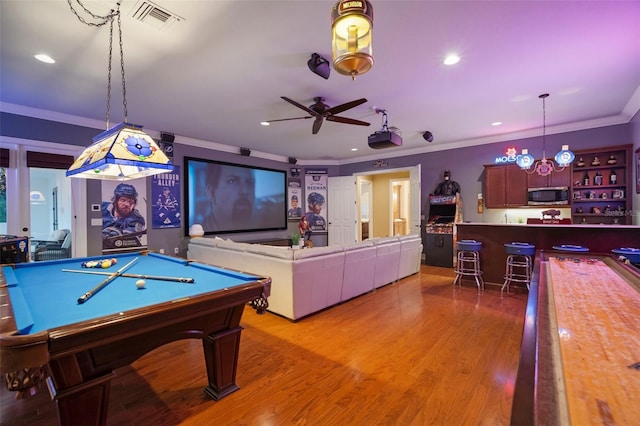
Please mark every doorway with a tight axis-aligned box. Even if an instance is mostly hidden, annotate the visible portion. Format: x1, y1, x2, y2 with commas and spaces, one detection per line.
390, 178, 410, 236
1, 138, 87, 259
354, 165, 420, 240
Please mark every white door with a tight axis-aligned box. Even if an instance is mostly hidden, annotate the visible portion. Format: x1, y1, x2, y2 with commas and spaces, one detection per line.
328, 175, 357, 245
409, 164, 421, 235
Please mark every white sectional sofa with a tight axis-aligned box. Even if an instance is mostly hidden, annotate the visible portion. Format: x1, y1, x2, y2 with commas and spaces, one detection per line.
187, 234, 422, 320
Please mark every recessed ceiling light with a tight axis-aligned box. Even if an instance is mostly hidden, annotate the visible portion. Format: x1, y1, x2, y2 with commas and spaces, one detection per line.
443, 54, 460, 65
491, 121, 502, 126
34, 53, 55, 64
260, 121, 270, 126
351, 148, 358, 151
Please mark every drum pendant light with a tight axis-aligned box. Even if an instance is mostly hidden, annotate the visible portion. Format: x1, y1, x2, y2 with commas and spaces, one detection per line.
331, 0, 374, 80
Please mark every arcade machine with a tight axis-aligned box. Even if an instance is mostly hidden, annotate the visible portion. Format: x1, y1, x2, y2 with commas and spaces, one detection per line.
425, 194, 463, 267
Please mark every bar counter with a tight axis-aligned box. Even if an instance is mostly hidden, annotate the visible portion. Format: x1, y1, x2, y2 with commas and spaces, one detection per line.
455, 223, 640, 286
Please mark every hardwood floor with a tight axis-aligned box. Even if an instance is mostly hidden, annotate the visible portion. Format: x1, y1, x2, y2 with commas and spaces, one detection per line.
0, 266, 527, 426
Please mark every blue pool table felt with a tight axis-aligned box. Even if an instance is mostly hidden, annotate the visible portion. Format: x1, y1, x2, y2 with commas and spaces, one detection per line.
3, 252, 260, 335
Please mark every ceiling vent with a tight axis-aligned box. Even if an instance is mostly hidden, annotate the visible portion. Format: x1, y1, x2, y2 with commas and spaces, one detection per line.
130, 1, 184, 30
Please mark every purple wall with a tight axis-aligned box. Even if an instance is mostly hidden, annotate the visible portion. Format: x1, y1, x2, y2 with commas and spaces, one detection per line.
338, 124, 631, 223
1, 111, 634, 256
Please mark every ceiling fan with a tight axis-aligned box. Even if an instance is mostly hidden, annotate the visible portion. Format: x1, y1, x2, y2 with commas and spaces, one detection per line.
265, 96, 370, 134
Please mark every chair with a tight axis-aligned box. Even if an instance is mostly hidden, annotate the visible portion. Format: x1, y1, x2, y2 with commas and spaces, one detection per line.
33, 232, 72, 261
31, 229, 69, 253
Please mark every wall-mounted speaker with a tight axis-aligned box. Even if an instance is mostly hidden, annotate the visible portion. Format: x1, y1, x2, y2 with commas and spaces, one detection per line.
160, 131, 175, 143
288, 157, 298, 165
307, 53, 330, 80
240, 147, 251, 156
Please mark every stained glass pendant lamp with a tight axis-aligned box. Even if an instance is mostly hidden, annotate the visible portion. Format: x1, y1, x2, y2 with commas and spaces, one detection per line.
65, 1, 172, 180
66, 122, 172, 180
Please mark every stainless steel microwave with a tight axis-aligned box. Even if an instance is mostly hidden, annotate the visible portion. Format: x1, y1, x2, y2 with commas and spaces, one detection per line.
527, 187, 569, 205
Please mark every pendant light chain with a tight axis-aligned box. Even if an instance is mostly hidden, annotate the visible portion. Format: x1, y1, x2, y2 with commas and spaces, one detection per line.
540, 93, 549, 160
106, 16, 114, 128
66, 0, 126, 128
117, 10, 128, 124
66, 0, 118, 27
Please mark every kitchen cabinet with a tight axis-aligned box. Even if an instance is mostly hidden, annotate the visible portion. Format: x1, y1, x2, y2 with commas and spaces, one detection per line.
571, 145, 632, 225
484, 164, 527, 208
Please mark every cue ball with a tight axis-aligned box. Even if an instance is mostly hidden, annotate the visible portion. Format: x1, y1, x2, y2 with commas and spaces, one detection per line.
136, 279, 146, 289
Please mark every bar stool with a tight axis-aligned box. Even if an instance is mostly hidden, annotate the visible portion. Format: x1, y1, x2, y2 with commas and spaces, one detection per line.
552, 244, 589, 253
611, 247, 640, 266
502, 242, 535, 294
454, 240, 484, 290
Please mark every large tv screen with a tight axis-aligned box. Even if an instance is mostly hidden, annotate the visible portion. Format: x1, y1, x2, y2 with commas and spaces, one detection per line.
184, 157, 287, 235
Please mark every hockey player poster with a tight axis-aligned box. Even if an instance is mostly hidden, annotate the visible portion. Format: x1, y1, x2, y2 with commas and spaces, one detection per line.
101, 179, 148, 253
152, 166, 181, 229
304, 169, 327, 232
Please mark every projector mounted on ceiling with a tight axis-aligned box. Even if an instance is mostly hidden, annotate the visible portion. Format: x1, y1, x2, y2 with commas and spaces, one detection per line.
368, 108, 402, 149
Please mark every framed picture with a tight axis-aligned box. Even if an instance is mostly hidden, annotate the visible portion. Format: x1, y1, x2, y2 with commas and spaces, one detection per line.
636, 147, 640, 194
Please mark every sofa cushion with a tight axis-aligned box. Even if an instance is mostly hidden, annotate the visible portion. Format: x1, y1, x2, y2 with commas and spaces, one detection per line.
293, 245, 345, 260
340, 240, 375, 251
370, 236, 400, 245
245, 244, 294, 260
215, 239, 251, 252
190, 237, 218, 248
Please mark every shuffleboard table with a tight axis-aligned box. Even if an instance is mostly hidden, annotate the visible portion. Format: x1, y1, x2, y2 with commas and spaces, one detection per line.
511, 250, 640, 425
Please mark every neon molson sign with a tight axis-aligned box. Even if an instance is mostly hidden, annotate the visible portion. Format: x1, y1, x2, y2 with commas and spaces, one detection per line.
495, 147, 522, 164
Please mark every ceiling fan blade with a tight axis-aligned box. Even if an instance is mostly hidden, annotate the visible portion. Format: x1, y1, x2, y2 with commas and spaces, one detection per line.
312, 117, 324, 134
326, 98, 367, 115
264, 116, 312, 123
281, 96, 319, 116
326, 115, 371, 126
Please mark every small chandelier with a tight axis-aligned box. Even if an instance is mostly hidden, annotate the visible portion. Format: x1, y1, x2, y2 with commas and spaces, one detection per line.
517, 93, 575, 176
66, 1, 172, 181
331, 0, 374, 80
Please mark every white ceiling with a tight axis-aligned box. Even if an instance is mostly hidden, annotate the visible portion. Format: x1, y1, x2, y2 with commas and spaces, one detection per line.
1, 1, 639, 164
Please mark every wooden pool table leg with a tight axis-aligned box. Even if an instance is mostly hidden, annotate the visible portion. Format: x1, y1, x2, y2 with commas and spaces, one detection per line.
47, 355, 115, 426
202, 326, 243, 400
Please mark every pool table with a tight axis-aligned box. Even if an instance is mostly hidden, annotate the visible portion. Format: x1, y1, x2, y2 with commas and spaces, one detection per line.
0, 251, 271, 426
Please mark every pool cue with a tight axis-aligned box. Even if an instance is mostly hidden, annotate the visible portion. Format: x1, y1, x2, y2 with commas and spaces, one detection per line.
77, 257, 138, 304
63, 269, 194, 283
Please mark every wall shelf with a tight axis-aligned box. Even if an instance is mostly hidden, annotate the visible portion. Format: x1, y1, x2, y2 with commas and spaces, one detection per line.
573, 199, 626, 203
570, 144, 632, 225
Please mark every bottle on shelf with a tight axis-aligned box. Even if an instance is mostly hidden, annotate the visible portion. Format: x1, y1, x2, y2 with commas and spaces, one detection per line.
609, 169, 617, 185
591, 156, 601, 166
607, 154, 617, 165
594, 171, 603, 186
583, 171, 590, 186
